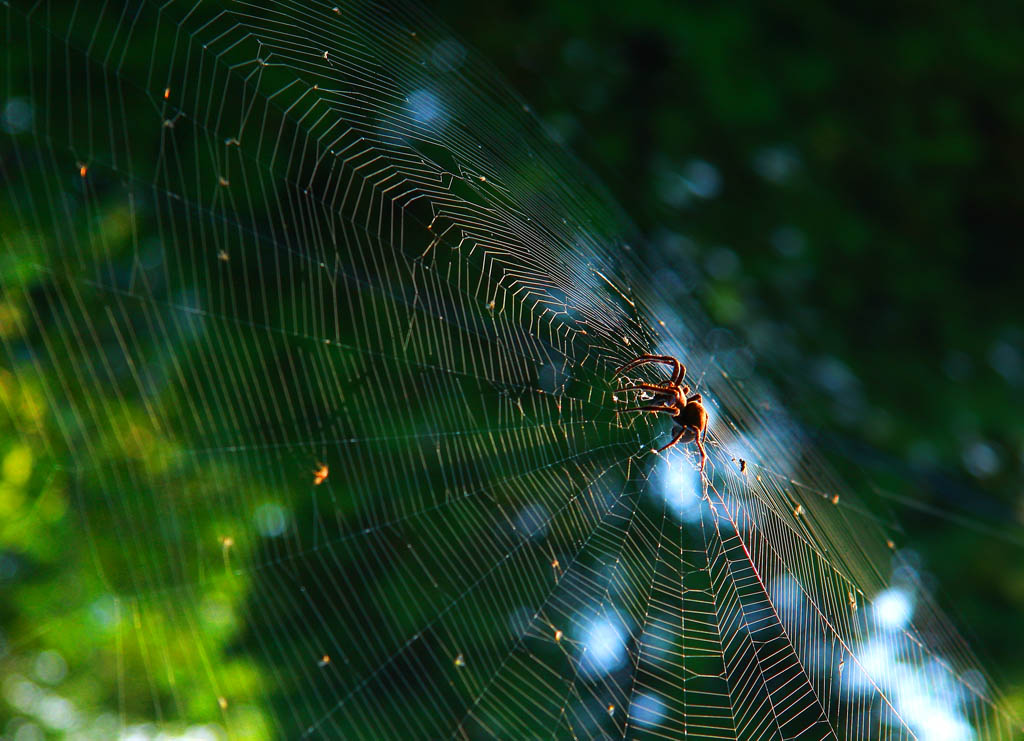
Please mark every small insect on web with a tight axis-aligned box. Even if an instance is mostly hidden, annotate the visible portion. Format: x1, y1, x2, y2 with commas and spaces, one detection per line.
312, 462, 329, 486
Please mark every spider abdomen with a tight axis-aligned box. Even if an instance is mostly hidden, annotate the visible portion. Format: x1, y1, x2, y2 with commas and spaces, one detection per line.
675, 403, 706, 432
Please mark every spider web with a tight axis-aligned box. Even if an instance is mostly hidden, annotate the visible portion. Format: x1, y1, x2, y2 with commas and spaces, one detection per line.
0, 0, 1017, 739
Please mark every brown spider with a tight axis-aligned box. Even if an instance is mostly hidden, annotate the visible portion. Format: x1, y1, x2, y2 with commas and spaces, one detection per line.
613, 354, 709, 473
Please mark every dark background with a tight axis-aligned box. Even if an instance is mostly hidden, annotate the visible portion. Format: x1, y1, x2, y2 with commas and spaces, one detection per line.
435, 0, 1024, 702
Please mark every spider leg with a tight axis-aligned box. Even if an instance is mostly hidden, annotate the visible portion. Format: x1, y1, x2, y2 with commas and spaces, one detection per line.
656, 425, 687, 453
695, 429, 707, 472
687, 393, 702, 404
670, 361, 686, 387
617, 382, 679, 399
614, 404, 678, 415
614, 354, 680, 378
614, 355, 685, 385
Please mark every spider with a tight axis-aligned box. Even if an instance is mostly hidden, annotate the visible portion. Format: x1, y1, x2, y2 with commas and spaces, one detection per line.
613, 354, 708, 473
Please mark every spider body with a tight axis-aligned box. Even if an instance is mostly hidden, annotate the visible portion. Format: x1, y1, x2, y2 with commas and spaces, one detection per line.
613, 354, 709, 473
671, 400, 708, 445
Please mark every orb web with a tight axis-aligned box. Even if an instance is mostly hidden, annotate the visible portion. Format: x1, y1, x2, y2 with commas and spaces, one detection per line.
0, 0, 1017, 739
